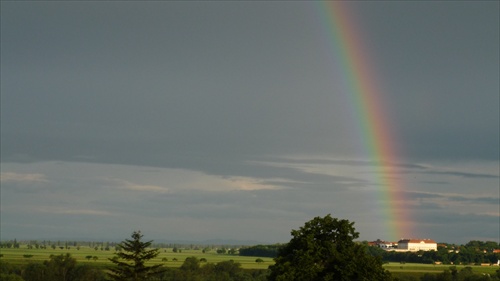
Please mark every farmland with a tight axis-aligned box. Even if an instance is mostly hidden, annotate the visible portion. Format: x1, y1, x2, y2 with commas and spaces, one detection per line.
383, 262, 500, 279
2, 246, 499, 276
0, 246, 273, 270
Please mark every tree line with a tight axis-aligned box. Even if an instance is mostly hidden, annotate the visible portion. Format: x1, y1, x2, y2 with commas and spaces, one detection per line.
238, 245, 282, 258
2, 215, 500, 281
239, 241, 500, 267
0, 240, 120, 250
366, 244, 500, 265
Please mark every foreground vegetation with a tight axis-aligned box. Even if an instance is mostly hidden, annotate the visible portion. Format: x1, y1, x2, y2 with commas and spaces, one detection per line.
3, 257, 500, 281
0, 246, 273, 270
0, 254, 269, 281
1, 215, 499, 280
0, 233, 273, 281
384, 262, 500, 280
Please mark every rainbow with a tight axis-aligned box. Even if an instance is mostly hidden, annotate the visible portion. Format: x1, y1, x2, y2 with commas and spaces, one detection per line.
317, 1, 410, 240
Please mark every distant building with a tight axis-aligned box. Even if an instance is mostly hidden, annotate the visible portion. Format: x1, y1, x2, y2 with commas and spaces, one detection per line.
397, 239, 437, 252
368, 239, 397, 248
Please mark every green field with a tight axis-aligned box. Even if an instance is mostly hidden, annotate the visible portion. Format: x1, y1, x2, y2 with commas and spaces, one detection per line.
383, 262, 500, 277
0, 246, 273, 270
2, 247, 499, 277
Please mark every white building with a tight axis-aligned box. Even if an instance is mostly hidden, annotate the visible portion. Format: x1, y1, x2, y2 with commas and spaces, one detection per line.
397, 239, 437, 252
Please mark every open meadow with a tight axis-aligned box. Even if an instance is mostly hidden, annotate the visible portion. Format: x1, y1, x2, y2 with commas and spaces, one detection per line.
384, 262, 500, 279
0, 246, 274, 270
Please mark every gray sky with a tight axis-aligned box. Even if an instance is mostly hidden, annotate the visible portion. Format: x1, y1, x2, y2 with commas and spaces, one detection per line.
1, 1, 498, 244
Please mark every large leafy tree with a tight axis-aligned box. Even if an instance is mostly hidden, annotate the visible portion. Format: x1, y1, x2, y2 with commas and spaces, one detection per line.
108, 231, 164, 281
268, 214, 392, 281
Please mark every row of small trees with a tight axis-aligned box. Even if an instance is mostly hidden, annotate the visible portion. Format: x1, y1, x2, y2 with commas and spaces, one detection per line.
1, 244, 117, 252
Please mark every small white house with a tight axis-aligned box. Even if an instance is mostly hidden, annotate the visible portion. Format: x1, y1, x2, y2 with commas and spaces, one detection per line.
397, 239, 437, 252
378, 242, 397, 249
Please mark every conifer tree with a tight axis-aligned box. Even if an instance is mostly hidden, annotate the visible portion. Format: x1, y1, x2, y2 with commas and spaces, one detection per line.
108, 231, 163, 281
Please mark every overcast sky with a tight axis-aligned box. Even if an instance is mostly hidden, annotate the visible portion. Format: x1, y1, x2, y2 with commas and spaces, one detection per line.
1, 1, 498, 244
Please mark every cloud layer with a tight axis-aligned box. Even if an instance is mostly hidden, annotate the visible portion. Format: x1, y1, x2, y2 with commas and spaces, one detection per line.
1, 1, 498, 244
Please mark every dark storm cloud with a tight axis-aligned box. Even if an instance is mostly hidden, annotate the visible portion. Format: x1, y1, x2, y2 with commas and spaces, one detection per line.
355, 1, 499, 161
1, 1, 498, 243
2, 1, 498, 171
1, 1, 351, 168
415, 212, 499, 226
413, 212, 499, 242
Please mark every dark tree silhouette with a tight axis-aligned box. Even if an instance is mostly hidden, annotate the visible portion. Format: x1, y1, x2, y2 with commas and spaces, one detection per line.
268, 214, 392, 281
108, 231, 164, 281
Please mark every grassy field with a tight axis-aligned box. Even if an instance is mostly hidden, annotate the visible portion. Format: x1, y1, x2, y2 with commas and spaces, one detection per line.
384, 262, 500, 276
2, 247, 499, 276
0, 246, 273, 270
